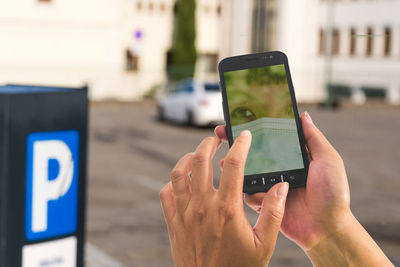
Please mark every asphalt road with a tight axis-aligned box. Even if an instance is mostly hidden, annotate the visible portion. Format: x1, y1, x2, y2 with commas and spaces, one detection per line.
86, 101, 400, 267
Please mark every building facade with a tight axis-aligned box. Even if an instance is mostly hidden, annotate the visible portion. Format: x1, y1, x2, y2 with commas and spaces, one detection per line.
315, 0, 400, 104
0, 0, 221, 100
219, 0, 400, 104
1, 0, 399, 103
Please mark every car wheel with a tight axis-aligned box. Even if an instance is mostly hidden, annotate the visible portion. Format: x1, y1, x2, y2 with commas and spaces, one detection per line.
186, 110, 193, 126
158, 106, 165, 121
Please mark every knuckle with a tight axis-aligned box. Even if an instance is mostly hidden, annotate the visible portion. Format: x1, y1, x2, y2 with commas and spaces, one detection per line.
268, 207, 284, 226
224, 154, 243, 169
217, 202, 235, 220
170, 168, 184, 182
191, 205, 206, 223
192, 152, 209, 166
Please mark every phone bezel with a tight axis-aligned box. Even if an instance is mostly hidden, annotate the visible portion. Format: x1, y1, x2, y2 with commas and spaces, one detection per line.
218, 51, 309, 194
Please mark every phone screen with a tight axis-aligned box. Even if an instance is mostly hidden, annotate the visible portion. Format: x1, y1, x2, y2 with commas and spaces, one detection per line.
224, 64, 304, 175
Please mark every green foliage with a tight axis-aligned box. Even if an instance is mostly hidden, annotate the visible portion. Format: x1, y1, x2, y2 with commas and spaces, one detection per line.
168, 0, 197, 81
224, 64, 294, 126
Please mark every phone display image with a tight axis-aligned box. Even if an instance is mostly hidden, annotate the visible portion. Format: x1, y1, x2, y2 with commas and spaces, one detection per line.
224, 64, 304, 176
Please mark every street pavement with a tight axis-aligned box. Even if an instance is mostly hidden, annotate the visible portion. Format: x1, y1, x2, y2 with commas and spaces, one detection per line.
86, 101, 400, 267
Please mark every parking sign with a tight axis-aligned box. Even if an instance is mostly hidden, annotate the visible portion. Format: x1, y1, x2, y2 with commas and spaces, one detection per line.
25, 131, 79, 241
0, 85, 87, 267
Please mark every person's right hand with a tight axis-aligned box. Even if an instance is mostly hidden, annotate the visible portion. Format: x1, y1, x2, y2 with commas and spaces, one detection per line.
215, 112, 393, 266
216, 112, 350, 250
244, 112, 351, 250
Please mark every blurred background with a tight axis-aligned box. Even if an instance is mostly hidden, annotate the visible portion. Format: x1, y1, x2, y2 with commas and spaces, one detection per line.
1, 0, 399, 266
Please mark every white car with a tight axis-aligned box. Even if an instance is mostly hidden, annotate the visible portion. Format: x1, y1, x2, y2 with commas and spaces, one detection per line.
157, 80, 224, 126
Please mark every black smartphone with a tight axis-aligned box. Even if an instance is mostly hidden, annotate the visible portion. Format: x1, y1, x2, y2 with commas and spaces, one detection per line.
218, 51, 309, 194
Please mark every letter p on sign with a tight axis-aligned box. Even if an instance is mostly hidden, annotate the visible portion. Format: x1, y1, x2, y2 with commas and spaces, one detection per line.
26, 131, 79, 241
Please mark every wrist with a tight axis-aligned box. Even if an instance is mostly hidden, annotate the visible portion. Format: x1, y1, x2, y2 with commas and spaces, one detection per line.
292, 209, 354, 252
305, 212, 357, 265
305, 212, 393, 267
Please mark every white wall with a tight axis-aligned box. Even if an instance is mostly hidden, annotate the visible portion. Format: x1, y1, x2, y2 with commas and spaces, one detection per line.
218, 0, 253, 59
220, 0, 325, 103
0, 0, 124, 99
0, 0, 221, 100
276, 0, 324, 102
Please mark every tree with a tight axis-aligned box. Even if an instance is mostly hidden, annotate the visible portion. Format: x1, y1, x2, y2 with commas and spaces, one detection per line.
168, 0, 197, 81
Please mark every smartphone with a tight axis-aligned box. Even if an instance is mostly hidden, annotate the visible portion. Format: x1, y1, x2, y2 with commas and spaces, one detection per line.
218, 51, 309, 194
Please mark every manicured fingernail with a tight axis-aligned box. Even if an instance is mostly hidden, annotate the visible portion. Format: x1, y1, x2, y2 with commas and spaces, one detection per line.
276, 182, 289, 199
240, 130, 251, 136
304, 111, 313, 124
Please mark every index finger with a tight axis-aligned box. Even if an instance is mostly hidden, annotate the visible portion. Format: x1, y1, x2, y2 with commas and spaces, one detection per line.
218, 130, 252, 200
244, 193, 265, 213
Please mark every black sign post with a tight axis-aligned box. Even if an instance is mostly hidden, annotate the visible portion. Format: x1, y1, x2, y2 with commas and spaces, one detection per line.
0, 85, 88, 267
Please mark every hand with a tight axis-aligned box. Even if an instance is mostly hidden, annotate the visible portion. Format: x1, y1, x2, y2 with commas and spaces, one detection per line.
215, 112, 350, 250
159, 131, 289, 267
215, 112, 393, 266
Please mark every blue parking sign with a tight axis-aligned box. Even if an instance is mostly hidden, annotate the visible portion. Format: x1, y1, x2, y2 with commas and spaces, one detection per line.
25, 131, 79, 241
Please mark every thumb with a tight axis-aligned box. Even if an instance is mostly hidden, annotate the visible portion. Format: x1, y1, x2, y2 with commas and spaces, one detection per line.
253, 182, 289, 251
301, 112, 338, 160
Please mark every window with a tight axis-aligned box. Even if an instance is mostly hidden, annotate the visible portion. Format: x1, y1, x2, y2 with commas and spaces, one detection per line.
178, 83, 194, 93
349, 28, 356, 56
199, 53, 218, 73
136, 1, 142, 11
332, 28, 340, 55
204, 84, 220, 92
383, 27, 391, 57
319, 28, 325, 55
251, 0, 276, 52
148, 2, 154, 12
183, 85, 194, 93
126, 49, 139, 71
160, 3, 166, 12
366, 27, 373, 56
217, 5, 221, 16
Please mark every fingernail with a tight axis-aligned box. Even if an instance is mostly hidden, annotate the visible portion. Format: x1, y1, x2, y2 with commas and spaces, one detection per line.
276, 182, 289, 199
304, 111, 313, 124
213, 126, 219, 136
240, 130, 251, 136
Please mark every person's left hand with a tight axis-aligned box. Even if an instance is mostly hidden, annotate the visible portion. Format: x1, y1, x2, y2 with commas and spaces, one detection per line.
159, 130, 289, 267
